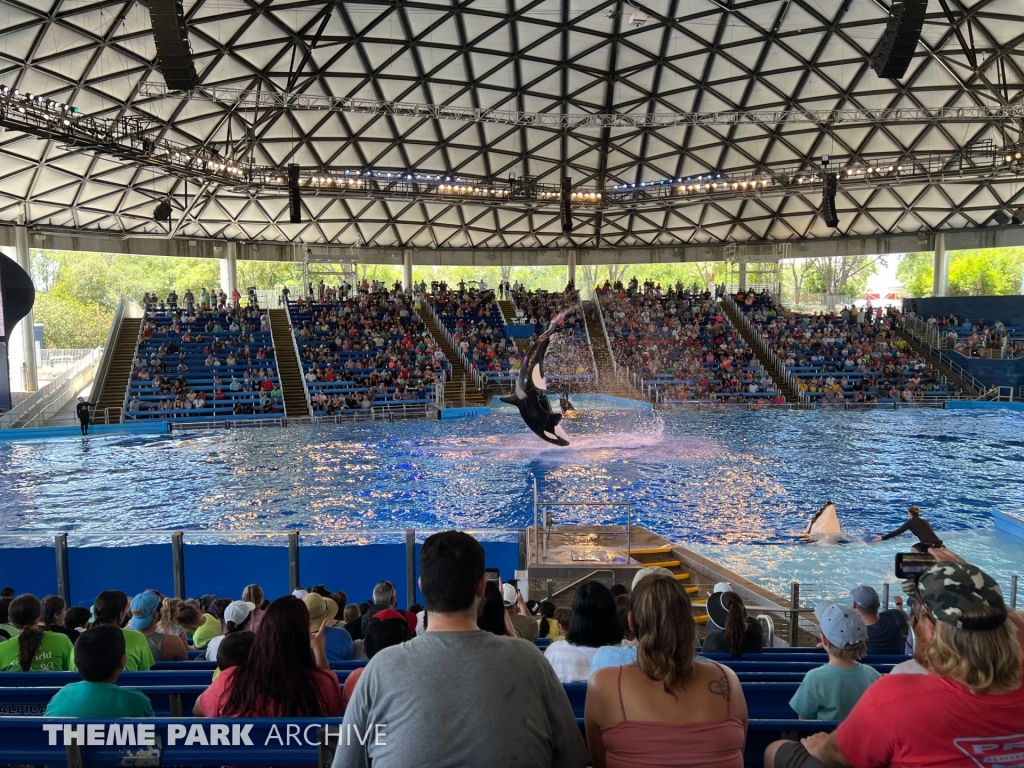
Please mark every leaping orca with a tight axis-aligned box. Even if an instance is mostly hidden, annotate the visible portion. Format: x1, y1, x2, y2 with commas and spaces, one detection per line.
501, 324, 570, 446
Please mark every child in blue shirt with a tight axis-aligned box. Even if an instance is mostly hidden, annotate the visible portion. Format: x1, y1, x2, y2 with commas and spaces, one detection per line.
45, 625, 153, 717
789, 601, 881, 721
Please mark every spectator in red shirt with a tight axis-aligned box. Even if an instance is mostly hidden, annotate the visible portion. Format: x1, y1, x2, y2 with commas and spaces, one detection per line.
765, 559, 1023, 768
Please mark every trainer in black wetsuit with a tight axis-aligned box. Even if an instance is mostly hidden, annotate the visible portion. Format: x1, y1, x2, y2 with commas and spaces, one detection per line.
873, 505, 943, 549
75, 397, 94, 436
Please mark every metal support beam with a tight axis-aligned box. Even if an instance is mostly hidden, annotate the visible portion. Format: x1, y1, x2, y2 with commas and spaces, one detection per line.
567, 250, 577, 288
171, 531, 185, 599
221, 241, 238, 298
14, 213, 38, 391
738, 262, 748, 292
933, 232, 949, 297
288, 531, 300, 592
405, 529, 416, 608
54, 533, 70, 606
402, 249, 413, 293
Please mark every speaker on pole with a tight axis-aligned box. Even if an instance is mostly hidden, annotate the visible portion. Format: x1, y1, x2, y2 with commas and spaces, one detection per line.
149, 0, 198, 92
821, 173, 839, 229
870, 0, 928, 80
288, 164, 302, 225
560, 176, 573, 234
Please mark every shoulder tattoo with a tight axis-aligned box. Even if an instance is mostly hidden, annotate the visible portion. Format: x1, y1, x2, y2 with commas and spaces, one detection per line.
708, 675, 730, 701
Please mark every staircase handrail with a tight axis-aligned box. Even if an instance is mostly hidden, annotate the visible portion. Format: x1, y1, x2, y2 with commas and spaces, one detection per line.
578, 297, 599, 382
902, 315, 987, 397
89, 297, 126, 424
422, 298, 478, 391
595, 296, 617, 372
0, 348, 103, 429
120, 299, 147, 423
284, 301, 312, 417
725, 294, 800, 402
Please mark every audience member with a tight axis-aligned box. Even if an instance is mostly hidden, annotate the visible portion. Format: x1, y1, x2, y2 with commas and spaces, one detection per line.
590, 568, 676, 675
204, 600, 256, 664
786, 602, 880, 722
850, 585, 907, 655
39, 595, 79, 644
63, 606, 91, 636
702, 590, 765, 656
342, 603, 361, 623
214, 630, 255, 676
194, 596, 340, 717
545, 581, 624, 682
359, 581, 398, 637
537, 600, 561, 639
554, 607, 571, 637
0, 594, 75, 671
91, 590, 155, 671
342, 609, 412, 713
43, 625, 154, 717
478, 582, 513, 636
129, 591, 188, 662
768, 562, 1023, 768
303, 593, 353, 663
585, 575, 748, 768
241, 584, 266, 632
334, 530, 588, 768
503, 582, 539, 640
190, 596, 223, 650
0, 597, 16, 640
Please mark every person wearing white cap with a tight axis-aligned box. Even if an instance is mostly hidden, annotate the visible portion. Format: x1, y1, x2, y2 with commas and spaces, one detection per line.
501, 583, 538, 640
203, 600, 255, 665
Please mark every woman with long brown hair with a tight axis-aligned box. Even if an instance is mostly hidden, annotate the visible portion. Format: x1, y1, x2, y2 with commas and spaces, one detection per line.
584, 576, 748, 768
193, 595, 341, 717
0, 594, 75, 672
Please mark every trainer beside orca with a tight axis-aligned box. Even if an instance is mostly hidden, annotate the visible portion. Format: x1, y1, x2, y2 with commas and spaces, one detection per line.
501, 323, 571, 447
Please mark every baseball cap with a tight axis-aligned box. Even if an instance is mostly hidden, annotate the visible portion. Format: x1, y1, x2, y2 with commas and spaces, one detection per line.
815, 600, 868, 649
850, 585, 880, 608
223, 601, 256, 628
199, 594, 217, 611
902, 562, 1008, 631
292, 589, 309, 600
501, 583, 517, 608
713, 582, 734, 594
303, 594, 339, 632
129, 591, 161, 631
372, 608, 417, 632
631, 566, 675, 591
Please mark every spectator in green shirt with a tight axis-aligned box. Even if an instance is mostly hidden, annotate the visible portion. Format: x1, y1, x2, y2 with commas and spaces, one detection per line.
91, 591, 154, 671
46, 625, 154, 717
190, 596, 223, 650
0, 595, 75, 672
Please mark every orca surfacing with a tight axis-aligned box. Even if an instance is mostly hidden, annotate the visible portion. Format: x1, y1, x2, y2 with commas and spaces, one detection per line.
501, 324, 570, 447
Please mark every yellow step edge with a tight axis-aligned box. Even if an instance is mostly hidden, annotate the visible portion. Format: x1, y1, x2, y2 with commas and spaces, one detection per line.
684, 586, 699, 594
674, 573, 691, 581
693, 614, 709, 623
624, 544, 672, 555
636, 559, 681, 569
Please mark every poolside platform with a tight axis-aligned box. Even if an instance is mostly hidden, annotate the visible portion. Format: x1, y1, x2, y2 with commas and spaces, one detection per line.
527, 524, 817, 646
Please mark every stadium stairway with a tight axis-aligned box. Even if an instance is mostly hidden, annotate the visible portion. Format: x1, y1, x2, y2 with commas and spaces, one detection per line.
583, 302, 638, 399
420, 313, 485, 407
627, 544, 702, 597
497, 298, 516, 325
720, 300, 799, 403
893, 325, 983, 397
93, 317, 142, 422
268, 309, 311, 417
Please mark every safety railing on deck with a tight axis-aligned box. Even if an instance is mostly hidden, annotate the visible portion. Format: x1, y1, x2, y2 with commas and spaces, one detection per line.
531, 477, 633, 564
0, 349, 103, 429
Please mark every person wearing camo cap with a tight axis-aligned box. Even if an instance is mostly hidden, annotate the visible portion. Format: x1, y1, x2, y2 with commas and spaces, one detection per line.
764, 560, 1024, 768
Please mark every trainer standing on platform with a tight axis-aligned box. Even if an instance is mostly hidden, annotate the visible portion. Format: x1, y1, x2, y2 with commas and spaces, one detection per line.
75, 397, 94, 436
872, 505, 943, 550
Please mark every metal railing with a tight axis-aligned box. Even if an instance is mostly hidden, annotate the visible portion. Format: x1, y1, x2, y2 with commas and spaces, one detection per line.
283, 301, 312, 417
578, 296, 600, 383
531, 477, 633, 564
902, 315, 987, 396
89, 297, 141, 425
0, 349, 102, 429
725, 294, 799, 402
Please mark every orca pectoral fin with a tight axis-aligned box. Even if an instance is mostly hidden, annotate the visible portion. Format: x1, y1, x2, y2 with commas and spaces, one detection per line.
550, 413, 562, 426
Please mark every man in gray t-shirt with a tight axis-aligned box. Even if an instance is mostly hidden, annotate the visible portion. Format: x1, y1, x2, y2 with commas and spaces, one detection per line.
333, 532, 588, 768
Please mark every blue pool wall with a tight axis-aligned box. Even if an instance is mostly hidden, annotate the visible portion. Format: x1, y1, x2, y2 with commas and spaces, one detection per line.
0, 541, 520, 608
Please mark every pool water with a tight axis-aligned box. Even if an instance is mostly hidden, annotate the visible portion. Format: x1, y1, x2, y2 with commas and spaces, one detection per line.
1, 397, 1022, 600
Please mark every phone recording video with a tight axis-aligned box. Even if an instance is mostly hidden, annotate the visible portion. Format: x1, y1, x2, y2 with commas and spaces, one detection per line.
895, 552, 936, 579
484, 568, 500, 583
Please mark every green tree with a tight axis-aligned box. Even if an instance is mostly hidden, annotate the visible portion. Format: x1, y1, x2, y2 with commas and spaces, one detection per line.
803, 256, 881, 309
896, 248, 1024, 297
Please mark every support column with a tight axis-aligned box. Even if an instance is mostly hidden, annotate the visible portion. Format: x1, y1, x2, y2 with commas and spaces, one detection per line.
567, 250, 577, 288
221, 241, 238, 297
402, 249, 413, 292
738, 262, 748, 292
932, 232, 948, 297
14, 212, 38, 391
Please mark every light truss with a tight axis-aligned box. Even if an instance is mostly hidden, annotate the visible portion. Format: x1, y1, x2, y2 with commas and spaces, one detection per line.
138, 82, 1024, 129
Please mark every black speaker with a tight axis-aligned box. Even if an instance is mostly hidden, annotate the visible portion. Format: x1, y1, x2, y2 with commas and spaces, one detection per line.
288, 164, 302, 225
870, 0, 928, 80
149, 0, 198, 92
821, 173, 839, 228
990, 209, 1011, 226
154, 200, 172, 222
560, 176, 573, 234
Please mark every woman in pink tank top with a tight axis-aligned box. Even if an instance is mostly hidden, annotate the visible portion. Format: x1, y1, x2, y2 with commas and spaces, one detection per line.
584, 575, 748, 768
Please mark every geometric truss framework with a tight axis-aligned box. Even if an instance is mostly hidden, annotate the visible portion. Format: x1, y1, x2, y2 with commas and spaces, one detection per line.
1, 0, 1024, 249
